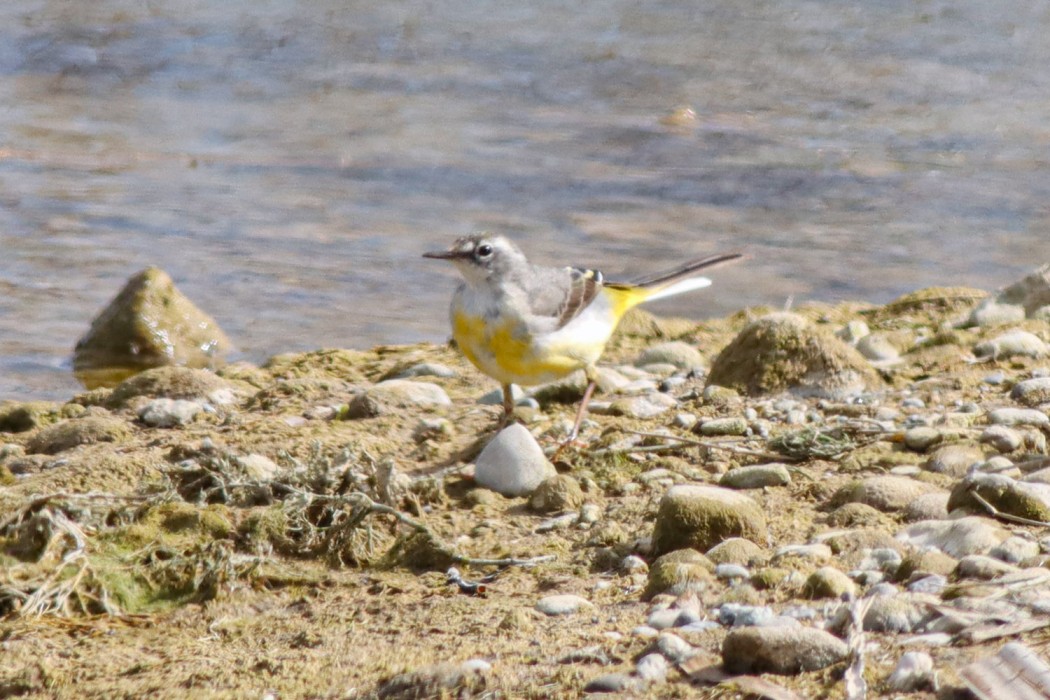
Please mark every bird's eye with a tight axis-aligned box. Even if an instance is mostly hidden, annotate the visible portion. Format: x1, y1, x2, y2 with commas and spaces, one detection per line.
476, 244, 493, 258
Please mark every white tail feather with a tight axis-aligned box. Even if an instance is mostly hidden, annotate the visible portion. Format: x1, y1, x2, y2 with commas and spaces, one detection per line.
642, 276, 712, 303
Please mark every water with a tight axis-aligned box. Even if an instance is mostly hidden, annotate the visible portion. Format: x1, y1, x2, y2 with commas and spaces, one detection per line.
2, 0, 1048, 401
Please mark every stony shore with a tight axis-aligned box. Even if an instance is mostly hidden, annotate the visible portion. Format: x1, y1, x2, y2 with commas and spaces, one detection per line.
2, 266, 1050, 699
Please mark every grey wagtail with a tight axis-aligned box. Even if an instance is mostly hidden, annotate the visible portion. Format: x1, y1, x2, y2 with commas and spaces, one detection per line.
424, 234, 741, 442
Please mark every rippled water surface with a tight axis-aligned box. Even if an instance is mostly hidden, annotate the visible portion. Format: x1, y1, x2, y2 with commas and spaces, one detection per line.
2, 0, 1049, 400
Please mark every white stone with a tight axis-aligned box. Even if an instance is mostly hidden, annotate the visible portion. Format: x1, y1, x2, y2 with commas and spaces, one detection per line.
474, 424, 556, 497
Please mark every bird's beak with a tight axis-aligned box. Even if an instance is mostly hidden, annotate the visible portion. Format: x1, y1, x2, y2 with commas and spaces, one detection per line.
423, 249, 470, 261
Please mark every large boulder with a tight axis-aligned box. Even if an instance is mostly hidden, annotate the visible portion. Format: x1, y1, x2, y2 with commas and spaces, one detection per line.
706, 313, 880, 398
74, 267, 231, 384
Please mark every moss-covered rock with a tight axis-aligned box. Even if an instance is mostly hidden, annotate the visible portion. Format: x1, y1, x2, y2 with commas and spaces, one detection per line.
948, 473, 1050, 522
642, 548, 715, 600
0, 401, 83, 433
706, 313, 880, 398
528, 475, 585, 513
705, 537, 766, 566
802, 566, 856, 600
651, 484, 767, 556
74, 267, 231, 382
106, 366, 235, 408
25, 415, 132, 455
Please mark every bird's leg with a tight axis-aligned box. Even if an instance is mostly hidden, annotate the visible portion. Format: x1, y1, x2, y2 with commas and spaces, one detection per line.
553, 372, 597, 460
498, 383, 515, 427
566, 380, 596, 443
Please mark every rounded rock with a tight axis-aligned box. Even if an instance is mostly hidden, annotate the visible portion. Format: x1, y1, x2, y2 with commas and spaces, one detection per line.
651, 485, 767, 556
722, 626, 848, 675
528, 474, 585, 513
535, 594, 593, 616
830, 475, 941, 513
25, 415, 131, 455
980, 425, 1023, 453
897, 516, 1010, 557
719, 463, 791, 490
705, 537, 766, 566
802, 567, 856, 600
474, 424, 556, 497
346, 379, 452, 418
904, 427, 943, 453
706, 313, 880, 399
948, 473, 1050, 522
987, 407, 1049, 428
698, 417, 749, 436
856, 333, 900, 362
74, 267, 231, 377
924, 443, 986, 477
974, 330, 1048, 359
1010, 377, 1050, 407
138, 398, 202, 427
643, 548, 716, 600
635, 341, 704, 371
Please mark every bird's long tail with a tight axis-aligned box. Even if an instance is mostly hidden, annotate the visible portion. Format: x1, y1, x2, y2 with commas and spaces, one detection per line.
606, 251, 743, 306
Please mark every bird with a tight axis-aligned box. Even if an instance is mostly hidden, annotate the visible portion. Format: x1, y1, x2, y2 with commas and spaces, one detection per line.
423, 234, 741, 444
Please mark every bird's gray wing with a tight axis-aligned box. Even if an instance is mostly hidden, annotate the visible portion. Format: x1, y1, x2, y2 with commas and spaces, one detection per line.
524, 265, 604, 330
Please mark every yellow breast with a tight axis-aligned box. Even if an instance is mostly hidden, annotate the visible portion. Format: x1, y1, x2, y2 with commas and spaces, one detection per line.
452, 311, 591, 386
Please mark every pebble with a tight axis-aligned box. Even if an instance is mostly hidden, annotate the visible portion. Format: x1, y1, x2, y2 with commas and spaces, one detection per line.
535, 594, 594, 616
924, 443, 985, 477
886, 651, 935, 692
980, 425, 1023, 452
635, 341, 705, 370
968, 300, 1027, 327
719, 463, 791, 489
974, 330, 1048, 359
236, 453, 280, 481
833, 475, 940, 512
948, 472, 1050, 522
534, 513, 578, 533
634, 654, 669, 683
393, 362, 456, 379
722, 626, 848, 675
897, 516, 1010, 557
578, 503, 602, 525
646, 609, 681, 630
705, 537, 766, 566
955, 554, 1019, 580
671, 412, 697, 430
717, 604, 778, 627
907, 574, 947, 594
698, 416, 749, 436
715, 564, 750, 581
604, 393, 676, 419
643, 549, 715, 600
654, 633, 696, 664
987, 407, 1049, 427
583, 673, 635, 693
1010, 377, 1050, 406
478, 384, 526, 406
138, 398, 202, 427
346, 379, 451, 418
772, 543, 832, 563
902, 491, 953, 522
528, 474, 584, 513
856, 333, 899, 362
990, 536, 1040, 563
474, 424, 556, 497
860, 596, 928, 633
904, 426, 943, 452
